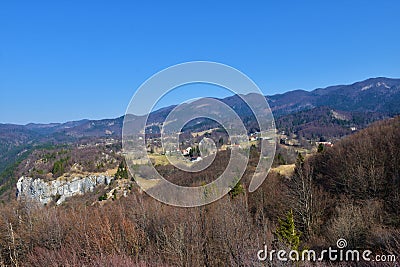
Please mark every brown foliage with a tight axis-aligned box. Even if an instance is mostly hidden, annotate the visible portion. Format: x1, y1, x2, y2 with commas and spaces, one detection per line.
0, 117, 399, 266
285, 117, 400, 257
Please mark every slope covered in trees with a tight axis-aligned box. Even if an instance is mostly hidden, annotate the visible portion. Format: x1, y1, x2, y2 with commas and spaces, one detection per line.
0, 117, 399, 266
287, 116, 400, 252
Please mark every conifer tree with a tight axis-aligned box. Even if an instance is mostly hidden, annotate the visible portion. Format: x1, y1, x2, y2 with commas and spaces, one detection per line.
115, 161, 128, 179
276, 209, 301, 251
317, 143, 324, 153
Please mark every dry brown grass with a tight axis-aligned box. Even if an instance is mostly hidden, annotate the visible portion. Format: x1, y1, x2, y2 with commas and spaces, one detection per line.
271, 164, 295, 177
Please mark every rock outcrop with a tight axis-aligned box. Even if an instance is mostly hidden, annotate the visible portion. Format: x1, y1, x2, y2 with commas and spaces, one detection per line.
16, 175, 113, 205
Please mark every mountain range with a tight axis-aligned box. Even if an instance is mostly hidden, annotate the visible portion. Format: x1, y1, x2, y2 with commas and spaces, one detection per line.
3, 77, 399, 139
1, 77, 399, 177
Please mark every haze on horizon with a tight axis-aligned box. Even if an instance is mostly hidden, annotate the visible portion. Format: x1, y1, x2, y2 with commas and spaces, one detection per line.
1, 1, 399, 124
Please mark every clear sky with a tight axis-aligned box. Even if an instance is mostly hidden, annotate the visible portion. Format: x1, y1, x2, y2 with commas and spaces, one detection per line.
1, 1, 399, 124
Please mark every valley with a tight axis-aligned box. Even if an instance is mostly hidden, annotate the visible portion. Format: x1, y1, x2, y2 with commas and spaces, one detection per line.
0, 77, 399, 265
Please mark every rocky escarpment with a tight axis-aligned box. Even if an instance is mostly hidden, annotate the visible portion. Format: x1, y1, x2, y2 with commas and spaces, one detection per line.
16, 175, 113, 205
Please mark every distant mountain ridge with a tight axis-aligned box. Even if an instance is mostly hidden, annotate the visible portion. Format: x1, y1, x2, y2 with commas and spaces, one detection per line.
1, 77, 399, 142
267, 77, 400, 116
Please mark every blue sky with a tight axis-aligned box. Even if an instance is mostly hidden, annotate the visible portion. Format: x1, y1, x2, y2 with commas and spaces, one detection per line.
1, 1, 399, 124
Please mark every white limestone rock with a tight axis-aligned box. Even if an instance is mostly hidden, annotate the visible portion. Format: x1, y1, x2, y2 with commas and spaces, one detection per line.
16, 175, 114, 205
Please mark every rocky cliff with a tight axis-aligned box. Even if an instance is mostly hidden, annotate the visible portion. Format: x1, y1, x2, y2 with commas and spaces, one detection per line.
16, 175, 113, 205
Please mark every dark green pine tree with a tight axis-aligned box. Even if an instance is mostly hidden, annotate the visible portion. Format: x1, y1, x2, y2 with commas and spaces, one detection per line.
229, 182, 244, 199
115, 161, 128, 179
317, 143, 325, 153
276, 209, 301, 251
52, 160, 65, 177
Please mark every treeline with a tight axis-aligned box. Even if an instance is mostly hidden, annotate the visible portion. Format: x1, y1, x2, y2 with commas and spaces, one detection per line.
297, 116, 400, 247
275, 106, 386, 139
0, 143, 64, 200
0, 117, 399, 266
16, 143, 122, 180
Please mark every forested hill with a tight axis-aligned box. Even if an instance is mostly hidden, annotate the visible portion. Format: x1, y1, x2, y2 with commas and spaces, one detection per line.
285, 115, 400, 252
1, 77, 399, 196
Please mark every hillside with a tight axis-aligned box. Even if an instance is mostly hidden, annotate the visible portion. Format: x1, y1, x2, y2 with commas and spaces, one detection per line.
268, 77, 400, 116
0, 116, 398, 266
1, 77, 400, 197
275, 106, 386, 139
287, 116, 400, 252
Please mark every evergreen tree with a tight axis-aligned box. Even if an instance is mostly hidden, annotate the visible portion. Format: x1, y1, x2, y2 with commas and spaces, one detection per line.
115, 161, 128, 179
317, 143, 324, 153
52, 159, 65, 177
276, 209, 301, 251
229, 179, 244, 199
